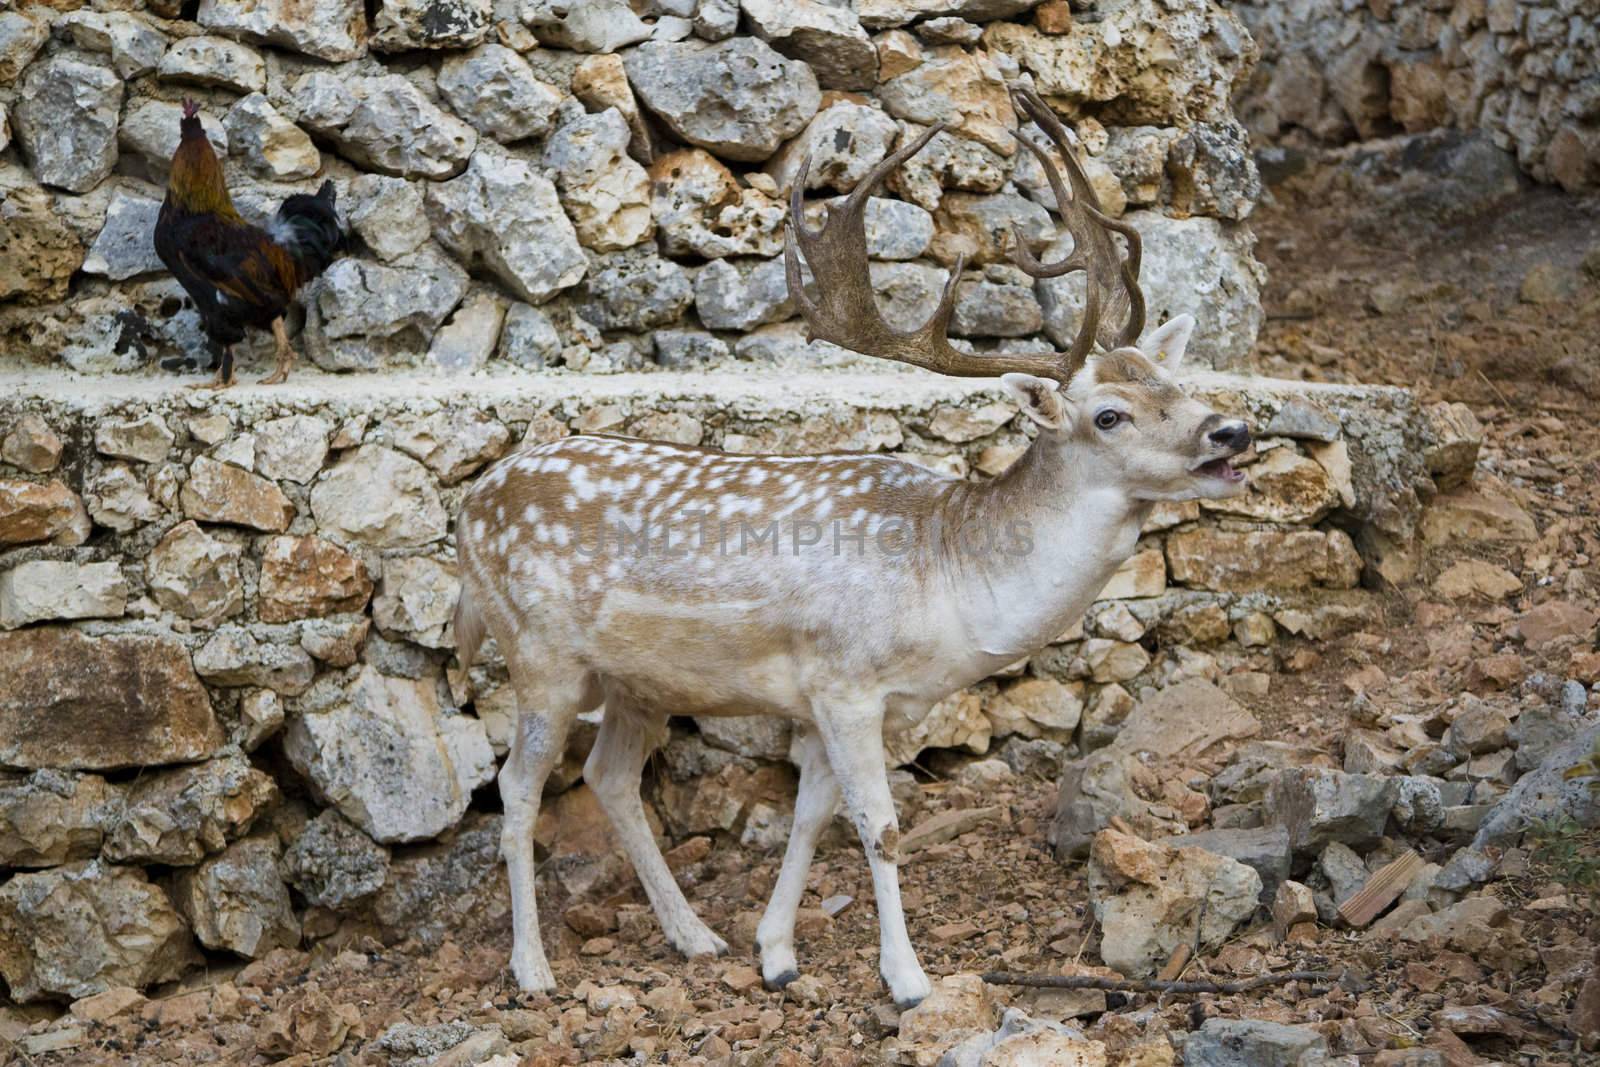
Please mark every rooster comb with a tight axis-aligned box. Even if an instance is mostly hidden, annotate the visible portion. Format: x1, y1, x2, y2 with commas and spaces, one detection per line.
181, 98, 200, 120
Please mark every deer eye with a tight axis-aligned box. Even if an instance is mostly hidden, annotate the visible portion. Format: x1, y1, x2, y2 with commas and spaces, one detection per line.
1094, 410, 1123, 431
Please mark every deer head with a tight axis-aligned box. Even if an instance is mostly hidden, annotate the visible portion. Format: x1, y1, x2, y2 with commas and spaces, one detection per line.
786, 86, 1251, 502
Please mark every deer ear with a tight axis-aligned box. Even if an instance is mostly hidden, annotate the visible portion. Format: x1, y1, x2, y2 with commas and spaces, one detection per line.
1001, 373, 1068, 430
1143, 314, 1196, 371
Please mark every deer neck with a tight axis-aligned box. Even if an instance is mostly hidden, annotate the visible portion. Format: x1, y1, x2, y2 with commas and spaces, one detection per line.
935, 436, 1150, 665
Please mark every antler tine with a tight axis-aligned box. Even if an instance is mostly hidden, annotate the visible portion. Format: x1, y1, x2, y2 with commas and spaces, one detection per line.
785, 90, 1150, 385
1007, 87, 1146, 351
786, 124, 1078, 383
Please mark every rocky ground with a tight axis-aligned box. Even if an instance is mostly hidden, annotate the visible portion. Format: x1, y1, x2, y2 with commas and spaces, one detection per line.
2, 156, 1599, 1067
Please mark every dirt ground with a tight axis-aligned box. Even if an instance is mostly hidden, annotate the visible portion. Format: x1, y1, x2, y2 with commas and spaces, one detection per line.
6, 155, 1600, 1067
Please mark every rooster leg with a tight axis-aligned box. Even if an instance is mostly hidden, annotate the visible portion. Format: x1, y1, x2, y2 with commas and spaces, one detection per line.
192, 347, 235, 390
259, 318, 297, 385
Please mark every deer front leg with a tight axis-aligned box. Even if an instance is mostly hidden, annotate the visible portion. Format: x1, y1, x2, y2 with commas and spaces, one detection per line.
585, 696, 728, 959
813, 706, 931, 1009
757, 725, 839, 990
259, 317, 296, 385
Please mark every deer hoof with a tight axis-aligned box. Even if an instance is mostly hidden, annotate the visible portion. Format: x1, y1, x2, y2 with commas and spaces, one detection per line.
764, 969, 800, 992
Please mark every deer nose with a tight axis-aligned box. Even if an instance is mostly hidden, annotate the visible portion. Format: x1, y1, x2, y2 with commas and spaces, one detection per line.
1208, 420, 1251, 452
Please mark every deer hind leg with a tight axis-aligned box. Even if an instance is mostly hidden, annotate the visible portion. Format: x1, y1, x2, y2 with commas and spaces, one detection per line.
812, 703, 932, 1009
757, 724, 839, 989
585, 690, 728, 960
498, 659, 590, 993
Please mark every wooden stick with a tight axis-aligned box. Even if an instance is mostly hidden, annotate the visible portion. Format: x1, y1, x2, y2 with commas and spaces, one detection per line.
1157, 943, 1191, 982
981, 970, 1328, 995
1338, 849, 1424, 928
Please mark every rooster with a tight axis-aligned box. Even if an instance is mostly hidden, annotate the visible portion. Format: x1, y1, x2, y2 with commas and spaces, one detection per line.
153, 100, 344, 387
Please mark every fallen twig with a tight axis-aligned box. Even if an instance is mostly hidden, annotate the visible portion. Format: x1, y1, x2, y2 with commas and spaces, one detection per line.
980, 970, 1329, 996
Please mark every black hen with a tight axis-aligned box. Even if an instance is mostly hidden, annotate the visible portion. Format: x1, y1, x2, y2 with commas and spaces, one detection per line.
153, 100, 345, 387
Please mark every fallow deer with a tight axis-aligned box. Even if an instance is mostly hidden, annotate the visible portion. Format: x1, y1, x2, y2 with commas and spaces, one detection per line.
454, 88, 1252, 1008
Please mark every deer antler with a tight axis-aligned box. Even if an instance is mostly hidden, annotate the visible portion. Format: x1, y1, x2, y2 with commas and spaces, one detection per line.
785, 86, 1145, 385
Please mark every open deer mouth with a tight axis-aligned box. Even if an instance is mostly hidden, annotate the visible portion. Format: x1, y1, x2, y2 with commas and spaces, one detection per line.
1192, 458, 1245, 483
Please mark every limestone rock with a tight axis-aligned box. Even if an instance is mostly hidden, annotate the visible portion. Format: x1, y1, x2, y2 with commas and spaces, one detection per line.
14, 53, 123, 194
982, 8, 1253, 126
499, 304, 562, 368
146, 521, 244, 623
372, 556, 459, 648
96, 413, 174, 464
427, 288, 506, 375
897, 974, 999, 1060
1200, 446, 1341, 525
0, 630, 221, 771
543, 108, 653, 252
258, 535, 373, 622
0, 561, 128, 629
372, 0, 490, 51
251, 414, 329, 484
0, 771, 119, 868
1166, 528, 1362, 592
103, 754, 277, 865
652, 149, 787, 258
572, 52, 653, 164
742, 0, 876, 91
879, 45, 1016, 155
120, 100, 229, 177
693, 257, 794, 331
1270, 768, 1398, 854
0, 175, 86, 304
158, 36, 265, 93
857, 0, 1037, 29
581, 247, 694, 331
930, 192, 1052, 267
1088, 828, 1261, 978
60, 11, 168, 78
1183, 1019, 1329, 1067
239, 689, 285, 751
0, 479, 89, 546
2, 415, 63, 474
343, 175, 430, 263
282, 809, 391, 909
389, 410, 509, 485
953, 272, 1044, 337
438, 44, 562, 143
1473, 720, 1600, 850
653, 330, 731, 368
285, 667, 496, 843
194, 628, 316, 695
371, 812, 501, 941
82, 188, 164, 280
987, 677, 1083, 741
1161, 826, 1291, 902
1037, 212, 1264, 371
624, 38, 821, 163
174, 836, 300, 958
426, 149, 586, 303
695, 716, 792, 761
1095, 548, 1166, 600
886, 690, 990, 766
311, 445, 447, 548
1052, 681, 1259, 858
197, 0, 366, 62
522, 0, 651, 53
0, 10, 49, 85
224, 94, 320, 181
306, 248, 468, 370
294, 72, 476, 180
181, 456, 294, 532
0, 861, 199, 1003
767, 101, 899, 194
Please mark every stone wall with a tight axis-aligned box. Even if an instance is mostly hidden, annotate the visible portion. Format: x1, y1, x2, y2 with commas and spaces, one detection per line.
1234, 0, 1600, 191
0, 368, 1475, 1000
2, 0, 1266, 374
